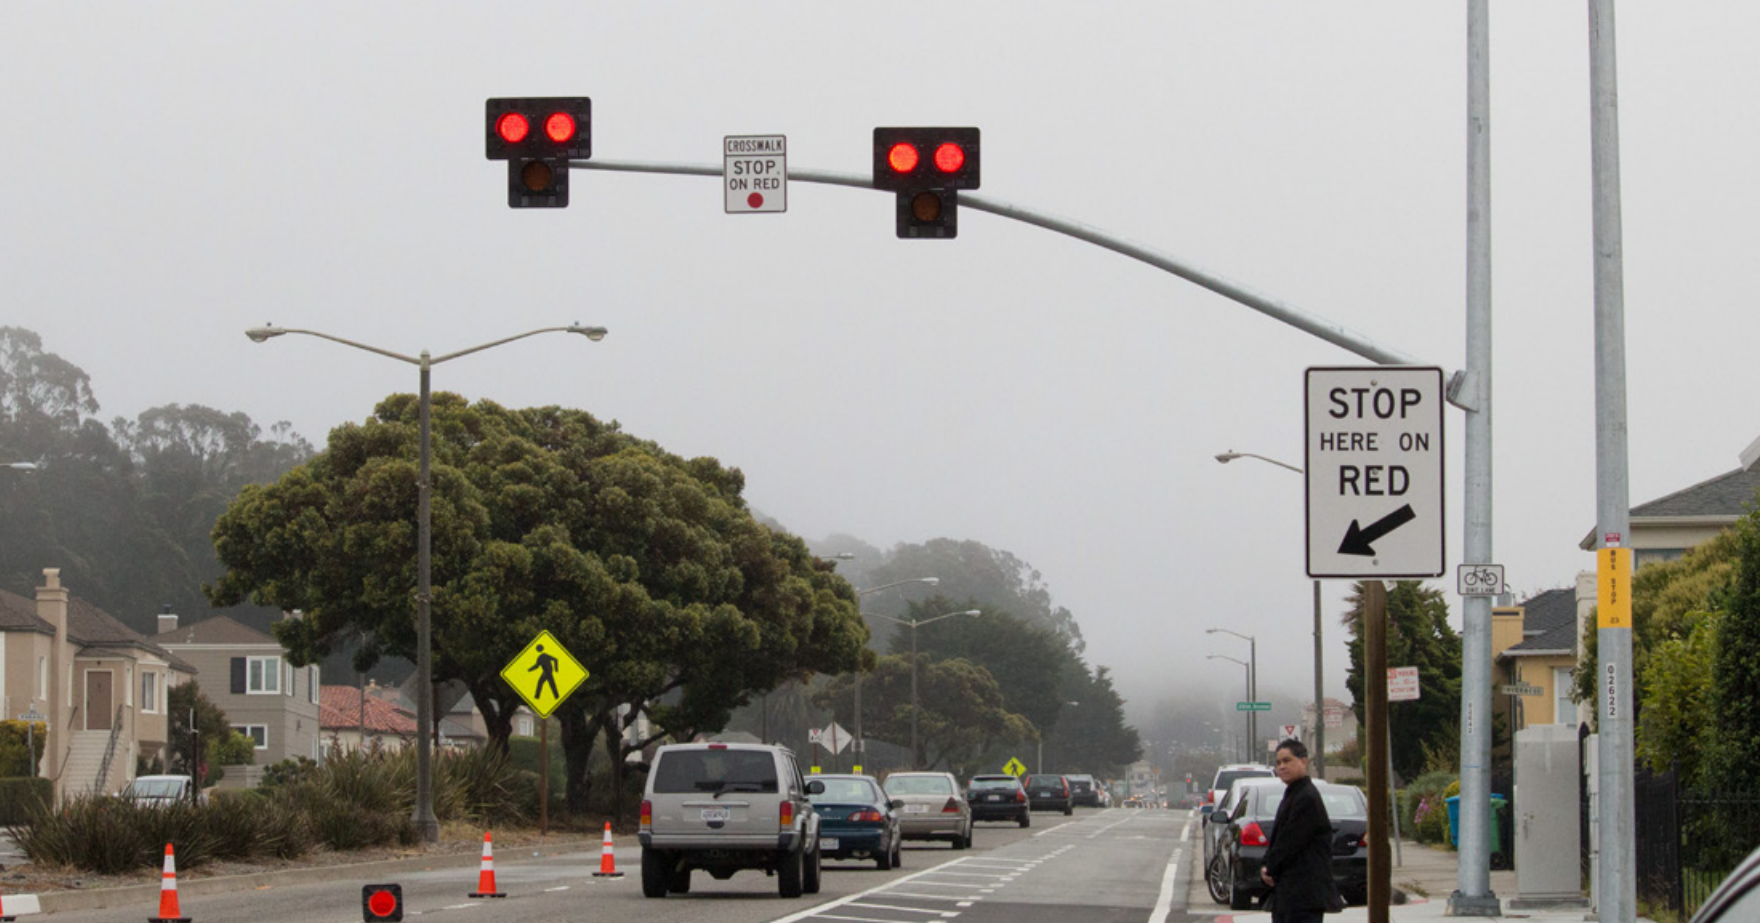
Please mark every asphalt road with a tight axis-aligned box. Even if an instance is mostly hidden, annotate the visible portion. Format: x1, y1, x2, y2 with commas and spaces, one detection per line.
59, 808, 1204, 923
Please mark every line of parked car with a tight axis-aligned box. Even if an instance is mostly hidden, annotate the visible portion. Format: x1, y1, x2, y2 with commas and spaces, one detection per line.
1197, 762, 1371, 912
635, 741, 1111, 899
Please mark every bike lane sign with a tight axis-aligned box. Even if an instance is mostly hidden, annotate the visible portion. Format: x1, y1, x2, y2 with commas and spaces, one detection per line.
500, 631, 589, 718
1457, 563, 1506, 597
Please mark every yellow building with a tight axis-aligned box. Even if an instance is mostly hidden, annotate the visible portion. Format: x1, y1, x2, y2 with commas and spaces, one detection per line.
1492, 588, 1582, 737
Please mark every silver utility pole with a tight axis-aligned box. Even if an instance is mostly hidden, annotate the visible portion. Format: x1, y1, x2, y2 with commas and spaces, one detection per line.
1450, 0, 1500, 915
1589, 1, 1636, 920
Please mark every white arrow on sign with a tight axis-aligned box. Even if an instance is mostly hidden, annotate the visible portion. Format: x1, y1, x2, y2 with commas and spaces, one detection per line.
1305, 367, 1446, 578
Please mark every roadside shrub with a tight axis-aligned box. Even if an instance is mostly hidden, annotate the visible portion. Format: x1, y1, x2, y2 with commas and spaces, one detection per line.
0, 721, 46, 777
437, 746, 526, 826
0, 777, 51, 825
262, 756, 320, 790
1401, 770, 1458, 845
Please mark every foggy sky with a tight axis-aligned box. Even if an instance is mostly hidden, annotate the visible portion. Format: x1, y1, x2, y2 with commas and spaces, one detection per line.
6, 2, 1757, 739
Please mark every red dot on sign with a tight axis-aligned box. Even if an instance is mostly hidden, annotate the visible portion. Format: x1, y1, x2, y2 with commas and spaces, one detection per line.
933, 142, 965, 173
496, 113, 529, 144
544, 112, 576, 143
368, 890, 398, 916
747, 193, 764, 209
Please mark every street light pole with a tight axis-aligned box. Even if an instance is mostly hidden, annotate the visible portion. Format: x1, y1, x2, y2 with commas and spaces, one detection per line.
1208, 654, 1250, 762
853, 577, 939, 766
1214, 451, 1324, 775
247, 323, 607, 843
1208, 628, 1257, 759
868, 607, 980, 769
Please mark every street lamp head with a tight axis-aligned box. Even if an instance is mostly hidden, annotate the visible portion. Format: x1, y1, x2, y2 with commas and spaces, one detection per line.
1215, 451, 1241, 464
568, 324, 609, 342
921, 577, 940, 586
1, 462, 38, 472
245, 326, 286, 343
961, 609, 982, 617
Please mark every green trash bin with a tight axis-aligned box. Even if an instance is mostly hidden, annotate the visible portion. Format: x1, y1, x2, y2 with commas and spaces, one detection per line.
1446, 794, 1510, 868
1489, 796, 1510, 870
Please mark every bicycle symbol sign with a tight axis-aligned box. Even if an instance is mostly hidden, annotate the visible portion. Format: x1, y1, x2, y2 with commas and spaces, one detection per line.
1456, 563, 1506, 597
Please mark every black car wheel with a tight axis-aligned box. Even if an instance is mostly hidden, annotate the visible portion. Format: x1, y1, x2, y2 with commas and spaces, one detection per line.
1018, 811, 1030, 828
641, 847, 669, 899
1063, 803, 1073, 816
668, 868, 691, 894
778, 847, 804, 898
803, 843, 822, 894
876, 838, 893, 871
1206, 853, 1229, 905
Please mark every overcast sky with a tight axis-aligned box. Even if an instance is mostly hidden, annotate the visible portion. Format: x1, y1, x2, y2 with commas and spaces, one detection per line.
6, 3, 1756, 738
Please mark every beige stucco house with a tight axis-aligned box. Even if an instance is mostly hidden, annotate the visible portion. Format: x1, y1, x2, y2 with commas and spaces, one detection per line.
0, 568, 197, 801
157, 612, 322, 780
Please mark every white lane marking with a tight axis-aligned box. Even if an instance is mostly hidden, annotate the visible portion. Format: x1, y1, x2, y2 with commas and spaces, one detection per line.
545, 886, 570, 892
1148, 848, 1183, 923
922, 870, 1013, 879
897, 881, 980, 889
1088, 814, 1140, 839
440, 903, 480, 910
818, 915, 932, 923
767, 857, 979, 923
956, 901, 975, 908
846, 902, 960, 917
956, 858, 1035, 866
884, 892, 980, 902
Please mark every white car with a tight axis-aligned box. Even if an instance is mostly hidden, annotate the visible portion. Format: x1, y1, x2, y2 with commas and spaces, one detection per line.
123, 774, 203, 807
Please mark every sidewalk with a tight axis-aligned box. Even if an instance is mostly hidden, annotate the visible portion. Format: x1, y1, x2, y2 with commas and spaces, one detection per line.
1210, 838, 1621, 923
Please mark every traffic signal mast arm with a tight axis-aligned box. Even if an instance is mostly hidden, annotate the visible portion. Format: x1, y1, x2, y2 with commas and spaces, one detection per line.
575, 156, 1431, 372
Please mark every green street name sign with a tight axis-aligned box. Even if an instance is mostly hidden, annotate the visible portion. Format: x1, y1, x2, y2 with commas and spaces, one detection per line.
1236, 701, 1272, 712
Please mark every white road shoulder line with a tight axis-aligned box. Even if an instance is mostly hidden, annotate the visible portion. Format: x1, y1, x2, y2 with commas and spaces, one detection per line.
846, 902, 959, 917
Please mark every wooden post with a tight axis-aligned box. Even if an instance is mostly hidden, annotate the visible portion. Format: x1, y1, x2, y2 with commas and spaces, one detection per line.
1365, 580, 1390, 923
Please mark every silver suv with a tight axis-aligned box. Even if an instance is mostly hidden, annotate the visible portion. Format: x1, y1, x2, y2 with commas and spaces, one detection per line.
638, 742, 824, 898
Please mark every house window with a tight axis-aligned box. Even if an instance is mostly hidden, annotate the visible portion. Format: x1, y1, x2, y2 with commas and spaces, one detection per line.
142, 671, 159, 713
234, 725, 269, 750
1553, 667, 1576, 726
286, 661, 294, 698
247, 656, 281, 694
310, 666, 320, 704
515, 715, 534, 737
38, 656, 47, 700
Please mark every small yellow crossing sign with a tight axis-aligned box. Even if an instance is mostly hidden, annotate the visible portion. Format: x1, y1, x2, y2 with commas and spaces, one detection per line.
1003, 757, 1027, 776
500, 631, 589, 718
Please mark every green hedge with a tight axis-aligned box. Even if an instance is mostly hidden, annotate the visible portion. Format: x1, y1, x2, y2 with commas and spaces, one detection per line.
0, 777, 51, 824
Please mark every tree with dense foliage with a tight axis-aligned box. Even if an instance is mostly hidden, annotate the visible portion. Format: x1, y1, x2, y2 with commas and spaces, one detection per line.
863, 539, 1085, 653
206, 394, 866, 812
167, 680, 238, 785
1703, 510, 1760, 792
1041, 664, 1141, 777
1341, 580, 1462, 781
0, 327, 310, 624
816, 654, 1033, 773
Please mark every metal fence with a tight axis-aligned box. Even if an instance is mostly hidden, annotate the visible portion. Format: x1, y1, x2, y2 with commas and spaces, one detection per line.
1630, 765, 1760, 917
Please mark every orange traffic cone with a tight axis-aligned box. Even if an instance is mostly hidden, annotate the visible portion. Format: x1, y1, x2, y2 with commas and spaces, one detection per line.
592, 821, 623, 878
149, 843, 191, 923
468, 831, 505, 898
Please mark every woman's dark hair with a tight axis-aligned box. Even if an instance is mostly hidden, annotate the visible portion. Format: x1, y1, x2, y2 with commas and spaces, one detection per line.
1276, 738, 1309, 759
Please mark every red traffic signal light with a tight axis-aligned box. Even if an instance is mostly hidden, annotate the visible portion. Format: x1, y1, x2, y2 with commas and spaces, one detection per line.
485, 97, 591, 208
873, 127, 980, 239
363, 883, 403, 922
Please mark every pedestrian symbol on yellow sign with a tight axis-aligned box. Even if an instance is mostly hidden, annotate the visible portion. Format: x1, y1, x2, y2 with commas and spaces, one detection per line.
1003, 757, 1027, 776
500, 631, 589, 718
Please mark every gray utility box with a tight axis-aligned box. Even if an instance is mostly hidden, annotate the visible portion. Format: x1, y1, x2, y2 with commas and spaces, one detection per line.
1511, 724, 1588, 907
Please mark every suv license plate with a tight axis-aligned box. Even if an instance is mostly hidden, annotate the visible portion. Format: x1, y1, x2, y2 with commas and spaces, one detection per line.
700, 807, 731, 822
905, 803, 929, 813
820, 837, 839, 851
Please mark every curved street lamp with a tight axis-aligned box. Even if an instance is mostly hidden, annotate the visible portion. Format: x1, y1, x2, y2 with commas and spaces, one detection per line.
866, 607, 979, 769
1212, 448, 1326, 777
247, 323, 607, 842
1207, 654, 1251, 761
851, 577, 939, 763
1206, 627, 1258, 759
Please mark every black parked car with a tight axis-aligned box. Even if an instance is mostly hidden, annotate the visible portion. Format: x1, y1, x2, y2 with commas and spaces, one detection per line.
1066, 774, 1100, 807
1213, 780, 1370, 911
1024, 774, 1073, 816
967, 774, 1030, 827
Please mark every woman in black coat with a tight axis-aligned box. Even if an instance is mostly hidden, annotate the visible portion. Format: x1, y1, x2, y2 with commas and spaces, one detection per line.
1259, 739, 1337, 922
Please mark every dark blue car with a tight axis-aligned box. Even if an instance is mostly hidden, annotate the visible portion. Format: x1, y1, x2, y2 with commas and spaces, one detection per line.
807, 774, 904, 870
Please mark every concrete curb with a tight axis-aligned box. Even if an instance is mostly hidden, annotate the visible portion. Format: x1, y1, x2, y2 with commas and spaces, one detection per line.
27, 838, 603, 915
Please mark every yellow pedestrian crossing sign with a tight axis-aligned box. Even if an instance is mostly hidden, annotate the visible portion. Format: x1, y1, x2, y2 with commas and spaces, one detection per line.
1003, 757, 1027, 776
500, 631, 589, 718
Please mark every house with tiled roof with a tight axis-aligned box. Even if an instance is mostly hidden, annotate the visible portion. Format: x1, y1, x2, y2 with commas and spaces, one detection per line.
318, 682, 418, 755
1578, 435, 1760, 567
0, 568, 197, 801
157, 611, 322, 776
1493, 588, 1583, 735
